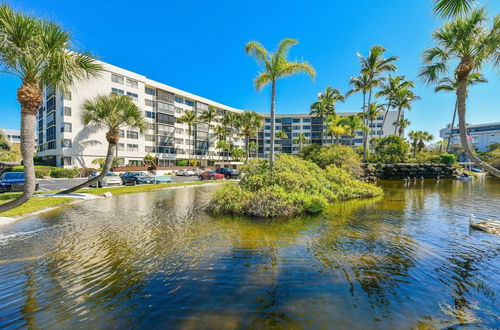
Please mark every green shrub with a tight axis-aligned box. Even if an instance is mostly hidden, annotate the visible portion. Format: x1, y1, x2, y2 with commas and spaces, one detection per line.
50, 168, 78, 178
370, 135, 409, 163
301, 144, 363, 177
10, 165, 54, 178
439, 153, 456, 166
176, 159, 188, 166
208, 155, 381, 218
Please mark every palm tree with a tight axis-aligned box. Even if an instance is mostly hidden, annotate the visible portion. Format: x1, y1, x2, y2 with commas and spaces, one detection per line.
217, 140, 231, 163
238, 111, 263, 162
230, 147, 245, 162
309, 86, 344, 145
366, 102, 385, 137
0, 4, 102, 212
60, 94, 145, 194
221, 111, 238, 146
179, 110, 197, 167
392, 87, 420, 135
393, 118, 411, 137
408, 130, 421, 158
293, 133, 308, 152
248, 141, 258, 158
418, 131, 434, 153
200, 106, 218, 162
375, 75, 414, 133
434, 73, 487, 152
434, 0, 476, 18
420, 7, 500, 177
354, 46, 398, 160
245, 38, 315, 170
214, 125, 227, 162
338, 115, 369, 146
276, 130, 288, 154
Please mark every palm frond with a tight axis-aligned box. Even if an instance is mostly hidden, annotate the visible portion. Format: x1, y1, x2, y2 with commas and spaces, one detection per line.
433, 0, 475, 19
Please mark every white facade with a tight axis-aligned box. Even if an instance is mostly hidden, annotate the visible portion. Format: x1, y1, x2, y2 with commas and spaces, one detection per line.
1, 128, 21, 145
440, 122, 500, 152
35, 60, 399, 168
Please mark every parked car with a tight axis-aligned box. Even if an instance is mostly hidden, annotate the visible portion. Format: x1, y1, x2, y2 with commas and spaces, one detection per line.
0, 172, 39, 193
176, 169, 195, 176
154, 175, 173, 184
88, 172, 123, 188
198, 171, 224, 180
121, 172, 155, 185
471, 167, 482, 173
215, 168, 240, 179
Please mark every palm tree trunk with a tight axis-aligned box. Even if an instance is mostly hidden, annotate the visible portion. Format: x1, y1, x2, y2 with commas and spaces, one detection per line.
0, 112, 37, 213
380, 103, 390, 135
188, 127, 192, 167
362, 92, 368, 161
394, 108, 402, 135
270, 81, 276, 171
245, 136, 249, 163
446, 100, 458, 153
59, 142, 117, 194
456, 78, 499, 177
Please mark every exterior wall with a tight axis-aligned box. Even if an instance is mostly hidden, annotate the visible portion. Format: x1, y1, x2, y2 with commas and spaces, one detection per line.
36, 60, 400, 168
1, 128, 22, 146
440, 122, 500, 152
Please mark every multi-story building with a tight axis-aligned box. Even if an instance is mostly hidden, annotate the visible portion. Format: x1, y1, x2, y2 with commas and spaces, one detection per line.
0, 129, 21, 146
440, 122, 500, 152
35, 60, 399, 168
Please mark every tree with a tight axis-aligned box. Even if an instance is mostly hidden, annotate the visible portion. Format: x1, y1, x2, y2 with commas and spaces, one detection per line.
293, 133, 308, 152
60, 94, 145, 193
0, 4, 102, 212
434, 73, 487, 152
408, 130, 434, 157
338, 115, 369, 146
326, 114, 348, 145
393, 118, 411, 137
245, 38, 315, 170
420, 8, 500, 177
248, 141, 258, 158
372, 135, 409, 163
366, 102, 384, 137
392, 87, 419, 135
214, 125, 227, 162
217, 140, 231, 162
91, 157, 122, 169
200, 106, 218, 162
230, 147, 245, 162
0, 130, 10, 150
238, 111, 263, 162
221, 111, 238, 146
276, 130, 288, 154
375, 75, 414, 133
179, 110, 197, 167
309, 86, 344, 145
354, 45, 398, 161
434, 0, 476, 18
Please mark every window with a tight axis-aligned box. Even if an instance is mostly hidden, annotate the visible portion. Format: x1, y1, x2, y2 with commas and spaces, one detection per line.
292, 133, 299, 137
64, 92, 72, 101
265, 118, 271, 123
46, 97, 56, 112
61, 122, 72, 133
265, 133, 271, 137
265, 126, 271, 130
46, 112, 55, 126
293, 119, 300, 123
157, 113, 176, 125
146, 111, 155, 119
111, 74, 124, 84
127, 130, 139, 139
145, 87, 155, 95
145, 99, 155, 107
293, 126, 300, 130
63, 107, 71, 116
304, 132, 311, 137
46, 126, 56, 141
175, 107, 184, 114
196, 102, 209, 111
146, 123, 155, 130
156, 89, 174, 103
303, 118, 311, 123
61, 139, 72, 148
175, 138, 184, 144
175, 128, 183, 134
158, 124, 175, 135
117, 143, 124, 151
185, 99, 194, 107
126, 79, 138, 89
62, 156, 72, 166
112, 88, 124, 95
119, 130, 125, 138
145, 146, 155, 153
175, 96, 184, 103
303, 125, 311, 130
127, 144, 139, 152
157, 101, 174, 114
127, 92, 138, 101
275, 126, 282, 130
145, 134, 155, 142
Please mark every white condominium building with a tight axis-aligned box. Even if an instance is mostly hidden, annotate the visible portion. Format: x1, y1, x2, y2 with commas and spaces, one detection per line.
35, 60, 399, 168
440, 122, 500, 152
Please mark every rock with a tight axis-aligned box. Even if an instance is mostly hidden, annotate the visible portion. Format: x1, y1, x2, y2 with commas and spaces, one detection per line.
471, 219, 500, 235
103, 192, 113, 198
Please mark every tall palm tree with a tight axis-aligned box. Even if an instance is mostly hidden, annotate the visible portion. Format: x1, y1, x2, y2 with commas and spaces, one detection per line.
420, 7, 500, 176
366, 102, 385, 137
434, 0, 476, 18
200, 106, 218, 162
0, 4, 102, 212
217, 140, 231, 163
309, 86, 344, 145
238, 111, 263, 162
293, 133, 308, 152
245, 38, 315, 170
434, 73, 487, 152
179, 110, 197, 167
375, 75, 415, 133
214, 125, 227, 162
408, 130, 421, 158
393, 118, 411, 137
221, 111, 238, 146
351, 45, 398, 160
60, 94, 145, 194
392, 87, 420, 135
338, 115, 369, 146
248, 141, 258, 158
276, 130, 288, 154
417, 131, 434, 153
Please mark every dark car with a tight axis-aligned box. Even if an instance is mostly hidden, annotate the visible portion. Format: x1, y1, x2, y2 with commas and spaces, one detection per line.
215, 168, 239, 179
121, 172, 155, 185
198, 171, 224, 181
0, 172, 39, 193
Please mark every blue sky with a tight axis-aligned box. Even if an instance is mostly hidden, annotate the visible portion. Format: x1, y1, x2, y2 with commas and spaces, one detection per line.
1, 0, 499, 139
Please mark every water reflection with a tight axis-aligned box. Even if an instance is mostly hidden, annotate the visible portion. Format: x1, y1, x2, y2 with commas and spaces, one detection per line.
0, 180, 499, 329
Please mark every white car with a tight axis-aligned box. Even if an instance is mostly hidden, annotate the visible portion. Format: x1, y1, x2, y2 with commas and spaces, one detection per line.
88, 172, 122, 188
176, 169, 195, 176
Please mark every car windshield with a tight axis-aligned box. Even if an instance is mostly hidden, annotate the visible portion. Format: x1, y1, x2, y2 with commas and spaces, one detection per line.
2, 172, 24, 180
106, 173, 117, 177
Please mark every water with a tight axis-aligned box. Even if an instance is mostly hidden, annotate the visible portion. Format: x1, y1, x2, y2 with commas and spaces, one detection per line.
0, 179, 499, 329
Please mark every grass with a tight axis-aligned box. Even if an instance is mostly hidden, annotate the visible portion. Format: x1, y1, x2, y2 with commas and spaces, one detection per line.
0, 180, 226, 219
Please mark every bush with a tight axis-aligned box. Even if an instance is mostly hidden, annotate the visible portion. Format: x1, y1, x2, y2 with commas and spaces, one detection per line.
407, 152, 456, 166
439, 153, 457, 166
78, 168, 96, 177
207, 155, 381, 218
10, 165, 53, 178
50, 168, 78, 178
369, 135, 409, 163
176, 159, 188, 166
301, 144, 363, 177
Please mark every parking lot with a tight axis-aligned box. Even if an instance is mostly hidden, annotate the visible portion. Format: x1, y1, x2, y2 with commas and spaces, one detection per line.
37, 175, 200, 191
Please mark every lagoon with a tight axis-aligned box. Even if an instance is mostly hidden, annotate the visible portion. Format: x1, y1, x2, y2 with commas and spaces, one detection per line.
0, 179, 499, 328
